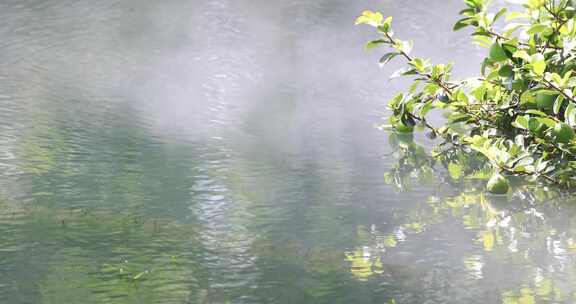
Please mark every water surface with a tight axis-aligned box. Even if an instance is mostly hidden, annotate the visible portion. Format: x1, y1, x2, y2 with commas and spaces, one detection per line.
1, 0, 575, 303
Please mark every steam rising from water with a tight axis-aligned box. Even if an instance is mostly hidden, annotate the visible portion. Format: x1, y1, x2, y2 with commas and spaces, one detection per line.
0, 0, 505, 302
0, 0, 485, 145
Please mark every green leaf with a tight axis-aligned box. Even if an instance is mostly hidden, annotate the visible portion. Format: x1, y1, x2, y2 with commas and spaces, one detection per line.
515, 155, 534, 167
528, 0, 545, 9
383, 16, 393, 27
489, 42, 509, 62
536, 117, 556, 128
527, 23, 551, 35
512, 50, 532, 62
355, 10, 385, 27
498, 65, 514, 78
409, 58, 429, 72
493, 8, 507, 23
455, 89, 469, 103
377, 16, 393, 32
513, 115, 529, 130
528, 118, 543, 133
506, 11, 529, 21
408, 81, 420, 94
520, 91, 536, 105
565, 103, 576, 127
536, 89, 558, 96
473, 35, 492, 48
423, 83, 441, 95
390, 68, 417, 79
392, 39, 414, 55
414, 101, 435, 118
379, 52, 400, 66
524, 109, 547, 116
531, 54, 546, 75
504, 22, 527, 36
454, 18, 475, 31
550, 73, 563, 85
449, 113, 472, 123
365, 39, 386, 50
388, 93, 404, 108
553, 95, 565, 114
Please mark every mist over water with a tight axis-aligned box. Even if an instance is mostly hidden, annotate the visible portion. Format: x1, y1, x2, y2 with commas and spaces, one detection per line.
2, 0, 576, 303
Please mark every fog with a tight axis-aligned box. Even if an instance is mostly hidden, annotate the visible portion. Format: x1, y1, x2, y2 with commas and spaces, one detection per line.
3, 1, 572, 303
0, 0, 487, 150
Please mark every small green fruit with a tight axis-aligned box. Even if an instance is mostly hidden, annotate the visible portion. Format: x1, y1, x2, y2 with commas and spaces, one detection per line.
489, 43, 508, 62
487, 173, 510, 195
438, 94, 450, 103
553, 122, 575, 143
536, 93, 557, 110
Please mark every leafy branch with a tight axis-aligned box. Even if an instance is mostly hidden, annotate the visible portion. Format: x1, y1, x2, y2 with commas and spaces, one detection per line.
357, 0, 576, 192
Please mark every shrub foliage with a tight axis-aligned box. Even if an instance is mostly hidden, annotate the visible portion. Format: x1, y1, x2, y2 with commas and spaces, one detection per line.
357, 0, 576, 191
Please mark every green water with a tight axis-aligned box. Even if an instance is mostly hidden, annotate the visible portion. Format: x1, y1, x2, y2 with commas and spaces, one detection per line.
1, 0, 576, 303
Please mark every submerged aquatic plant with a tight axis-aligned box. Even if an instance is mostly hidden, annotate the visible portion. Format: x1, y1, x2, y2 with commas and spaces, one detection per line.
357, 0, 576, 192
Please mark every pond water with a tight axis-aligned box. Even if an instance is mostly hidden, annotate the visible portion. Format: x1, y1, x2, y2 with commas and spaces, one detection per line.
1, 0, 576, 303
